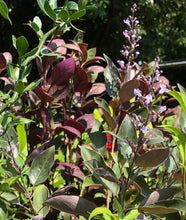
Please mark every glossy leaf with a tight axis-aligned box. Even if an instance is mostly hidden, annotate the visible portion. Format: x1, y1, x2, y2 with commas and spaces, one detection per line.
33, 184, 49, 216
24, 78, 42, 92
135, 148, 170, 167
103, 54, 120, 99
29, 146, 55, 186
0, 0, 12, 24
139, 199, 186, 215
123, 209, 140, 220
119, 79, 139, 103
43, 195, 97, 217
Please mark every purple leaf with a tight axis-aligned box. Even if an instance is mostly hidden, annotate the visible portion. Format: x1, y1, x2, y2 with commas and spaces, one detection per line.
51, 57, 75, 86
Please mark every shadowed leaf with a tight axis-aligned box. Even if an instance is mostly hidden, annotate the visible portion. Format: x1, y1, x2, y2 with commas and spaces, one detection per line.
139, 199, 186, 215
140, 187, 181, 206
119, 79, 139, 103
43, 195, 97, 217
135, 148, 170, 167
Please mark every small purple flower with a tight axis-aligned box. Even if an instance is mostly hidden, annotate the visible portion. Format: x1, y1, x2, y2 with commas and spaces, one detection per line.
159, 84, 171, 94
123, 30, 129, 38
134, 88, 142, 97
135, 51, 140, 56
123, 18, 130, 26
117, 60, 125, 68
159, 105, 167, 113
141, 126, 149, 134
144, 94, 153, 104
124, 49, 129, 57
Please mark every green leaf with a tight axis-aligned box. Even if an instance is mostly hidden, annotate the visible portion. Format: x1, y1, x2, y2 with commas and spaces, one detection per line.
147, 128, 165, 145
49, 0, 57, 9
8, 118, 33, 127
70, 9, 86, 21
0, 0, 12, 24
33, 184, 49, 216
161, 125, 186, 163
44, 195, 97, 217
168, 90, 186, 118
0, 200, 7, 220
117, 115, 137, 158
58, 8, 69, 23
78, 0, 88, 10
33, 16, 42, 29
139, 199, 186, 215
88, 207, 118, 220
16, 36, 29, 57
0, 191, 19, 204
7, 63, 19, 81
89, 119, 107, 154
122, 209, 140, 220
15, 80, 25, 94
29, 146, 55, 185
67, 1, 79, 11
16, 124, 28, 161
37, 0, 56, 21
135, 148, 170, 168
24, 78, 42, 92
103, 54, 120, 99
94, 97, 116, 130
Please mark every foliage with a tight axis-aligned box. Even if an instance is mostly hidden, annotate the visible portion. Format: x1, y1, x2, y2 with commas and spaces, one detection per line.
0, 0, 186, 220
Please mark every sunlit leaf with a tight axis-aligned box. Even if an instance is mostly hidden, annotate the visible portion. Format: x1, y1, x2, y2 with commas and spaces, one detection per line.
33, 185, 49, 216
0, 0, 12, 24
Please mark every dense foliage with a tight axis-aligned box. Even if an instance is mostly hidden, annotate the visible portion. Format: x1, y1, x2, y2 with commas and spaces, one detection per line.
0, 1, 186, 220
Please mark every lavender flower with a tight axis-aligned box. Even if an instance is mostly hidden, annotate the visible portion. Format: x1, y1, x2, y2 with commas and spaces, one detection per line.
117, 60, 125, 69
141, 126, 149, 134
134, 88, 142, 97
159, 84, 171, 94
123, 30, 129, 38
159, 105, 167, 113
144, 94, 153, 104
123, 18, 130, 26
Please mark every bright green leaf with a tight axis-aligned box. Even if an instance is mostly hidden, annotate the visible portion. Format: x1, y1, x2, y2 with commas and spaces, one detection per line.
89, 207, 118, 220
16, 124, 28, 160
0, 0, 12, 24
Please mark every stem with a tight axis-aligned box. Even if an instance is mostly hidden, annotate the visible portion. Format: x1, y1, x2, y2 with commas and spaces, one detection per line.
22, 25, 59, 67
